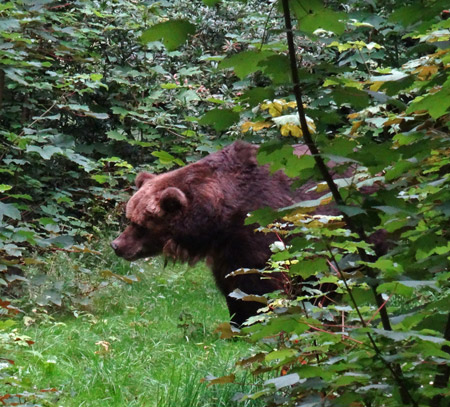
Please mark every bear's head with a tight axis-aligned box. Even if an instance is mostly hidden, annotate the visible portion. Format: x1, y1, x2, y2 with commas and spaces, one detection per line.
110, 171, 189, 261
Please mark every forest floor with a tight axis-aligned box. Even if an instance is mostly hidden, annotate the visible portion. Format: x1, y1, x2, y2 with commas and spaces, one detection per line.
4, 254, 264, 407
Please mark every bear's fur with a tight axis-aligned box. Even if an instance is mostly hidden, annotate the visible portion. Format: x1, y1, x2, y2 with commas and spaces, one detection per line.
112, 141, 307, 325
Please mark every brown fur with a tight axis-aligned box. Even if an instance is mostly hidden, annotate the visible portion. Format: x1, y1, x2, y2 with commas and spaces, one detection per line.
111, 141, 297, 325
111, 141, 382, 325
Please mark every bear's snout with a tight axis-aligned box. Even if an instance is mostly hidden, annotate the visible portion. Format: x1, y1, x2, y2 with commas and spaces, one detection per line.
110, 238, 125, 257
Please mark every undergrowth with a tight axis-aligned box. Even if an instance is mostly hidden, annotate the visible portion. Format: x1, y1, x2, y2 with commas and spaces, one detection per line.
1, 239, 265, 407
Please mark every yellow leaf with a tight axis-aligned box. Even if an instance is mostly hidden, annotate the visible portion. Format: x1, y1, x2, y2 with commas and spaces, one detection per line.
370, 81, 383, 91
350, 120, 363, 135
261, 101, 284, 117
315, 182, 329, 193
412, 65, 438, 80
320, 196, 333, 206
280, 123, 303, 137
241, 121, 272, 133
384, 117, 403, 126
241, 122, 252, 132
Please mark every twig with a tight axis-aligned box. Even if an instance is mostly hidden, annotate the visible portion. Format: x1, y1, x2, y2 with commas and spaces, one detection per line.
258, 1, 278, 51
18, 101, 58, 138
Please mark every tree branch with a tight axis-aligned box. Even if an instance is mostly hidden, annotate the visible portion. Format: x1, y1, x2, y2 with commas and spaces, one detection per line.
281, 1, 418, 405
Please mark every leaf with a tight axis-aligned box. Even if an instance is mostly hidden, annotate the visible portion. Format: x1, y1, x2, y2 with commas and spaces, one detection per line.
332, 87, 370, 109
201, 374, 235, 386
64, 151, 98, 172
337, 205, 367, 217
258, 54, 291, 84
228, 289, 268, 304
245, 206, 279, 226
38, 290, 62, 307
106, 130, 128, 141
265, 373, 302, 390
84, 112, 109, 120
91, 175, 110, 184
0, 202, 21, 221
199, 108, 239, 131
239, 87, 275, 107
371, 328, 447, 344
265, 348, 297, 362
407, 85, 450, 119
141, 20, 196, 51
241, 121, 272, 132
46, 235, 75, 248
151, 150, 184, 166
236, 353, 266, 367
214, 322, 240, 339
292, 0, 347, 35
389, 1, 449, 27
0, 184, 12, 192
26, 145, 63, 160
219, 50, 275, 79
290, 258, 328, 279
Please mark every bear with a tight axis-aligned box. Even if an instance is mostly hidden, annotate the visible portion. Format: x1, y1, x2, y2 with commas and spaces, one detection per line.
111, 141, 302, 326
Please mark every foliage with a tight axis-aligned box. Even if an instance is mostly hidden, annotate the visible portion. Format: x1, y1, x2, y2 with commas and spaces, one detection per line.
0, 0, 268, 298
1, 0, 450, 406
202, 1, 450, 406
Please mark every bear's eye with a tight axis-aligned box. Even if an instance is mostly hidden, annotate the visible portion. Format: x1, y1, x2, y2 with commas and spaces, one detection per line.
131, 222, 148, 237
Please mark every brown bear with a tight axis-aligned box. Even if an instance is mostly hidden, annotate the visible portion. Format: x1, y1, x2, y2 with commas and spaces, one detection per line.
111, 141, 343, 325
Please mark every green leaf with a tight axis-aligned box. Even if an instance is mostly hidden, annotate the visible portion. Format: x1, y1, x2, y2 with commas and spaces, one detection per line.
64, 151, 98, 172
141, 20, 196, 51
0, 184, 12, 193
106, 130, 128, 141
199, 108, 239, 131
371, 328, 446, 344
90, 73, 103, 81
389, 1, 449, 27
91, 175, 110, 184
290, 258, 328, 278
219, 50, 275, 79
0, 202, 21, 221
258, 55, 291, 84
407, 84, 450, 119
337, 206, 367, 217
26, 145, 63, 160
239, 87, 276, 107
245, 207, 279, 226
151, 151, 184, 166
332, 87, 370, 109
265, 348, 297, 363
291, 0, 347, 35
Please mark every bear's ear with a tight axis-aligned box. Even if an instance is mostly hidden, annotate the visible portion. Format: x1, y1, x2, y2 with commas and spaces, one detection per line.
159, 187, 187, 215
135, 172, 155, 189
232, 141, 258, 167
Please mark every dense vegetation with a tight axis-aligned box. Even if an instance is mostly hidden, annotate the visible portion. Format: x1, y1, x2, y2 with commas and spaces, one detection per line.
1, 0, 449, 406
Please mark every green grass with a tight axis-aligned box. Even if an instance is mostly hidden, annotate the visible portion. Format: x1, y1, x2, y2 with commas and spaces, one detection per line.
2, 251, 265, 407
